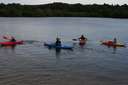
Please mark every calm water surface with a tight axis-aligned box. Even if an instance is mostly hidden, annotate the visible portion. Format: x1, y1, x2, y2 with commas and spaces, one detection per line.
0, 17, 128, 85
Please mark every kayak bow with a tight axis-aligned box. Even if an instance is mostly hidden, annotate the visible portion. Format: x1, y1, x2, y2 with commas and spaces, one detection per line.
0, 40, 24, 46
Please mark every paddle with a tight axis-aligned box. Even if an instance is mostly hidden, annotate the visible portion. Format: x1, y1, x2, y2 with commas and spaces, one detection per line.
3, 35, 16, 41
72, 38, 79, 41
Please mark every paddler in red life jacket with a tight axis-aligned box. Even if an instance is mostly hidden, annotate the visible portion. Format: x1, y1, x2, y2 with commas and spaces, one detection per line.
55, 37, 61, 46
79, 35, 87, 45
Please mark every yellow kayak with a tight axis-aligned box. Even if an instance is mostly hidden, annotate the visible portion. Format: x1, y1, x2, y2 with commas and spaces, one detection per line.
101, 40, 125, 47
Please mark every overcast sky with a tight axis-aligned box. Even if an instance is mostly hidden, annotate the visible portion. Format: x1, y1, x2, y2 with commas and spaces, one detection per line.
1, 0, 128, 5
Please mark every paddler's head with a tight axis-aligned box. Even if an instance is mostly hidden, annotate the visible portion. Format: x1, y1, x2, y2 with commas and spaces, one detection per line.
81, 35, 84, 37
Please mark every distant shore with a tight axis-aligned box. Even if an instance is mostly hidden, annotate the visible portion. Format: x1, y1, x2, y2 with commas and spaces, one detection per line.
0, 2, 128, 18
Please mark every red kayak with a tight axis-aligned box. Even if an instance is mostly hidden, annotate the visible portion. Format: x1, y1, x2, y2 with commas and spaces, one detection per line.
0, 40, 24, 46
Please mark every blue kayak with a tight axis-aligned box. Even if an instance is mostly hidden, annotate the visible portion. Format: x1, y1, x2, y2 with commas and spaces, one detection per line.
44, 43, 73, 50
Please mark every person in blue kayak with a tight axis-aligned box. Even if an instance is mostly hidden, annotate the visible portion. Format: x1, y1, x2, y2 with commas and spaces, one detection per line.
55, 37, 61, 46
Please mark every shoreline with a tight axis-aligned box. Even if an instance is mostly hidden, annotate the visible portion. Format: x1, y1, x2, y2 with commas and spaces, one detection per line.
0, 17, 128, 19
0, 3, 128, 18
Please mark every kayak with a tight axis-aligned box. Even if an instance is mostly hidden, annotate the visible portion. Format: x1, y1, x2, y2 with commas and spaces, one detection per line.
44, 43, 73, 50
0, 40, 24, 46
101, 41, 125, 47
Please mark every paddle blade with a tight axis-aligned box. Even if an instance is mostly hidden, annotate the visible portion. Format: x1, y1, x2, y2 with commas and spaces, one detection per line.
72, 39, 78, 41
3, 35, 12, 40
3, 36, 9, 39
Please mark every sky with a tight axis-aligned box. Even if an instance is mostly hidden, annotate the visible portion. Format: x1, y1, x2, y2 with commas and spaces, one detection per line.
0, 0, 128, 5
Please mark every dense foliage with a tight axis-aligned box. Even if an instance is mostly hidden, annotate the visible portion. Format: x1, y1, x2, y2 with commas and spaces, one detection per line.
0, 2, 128, 18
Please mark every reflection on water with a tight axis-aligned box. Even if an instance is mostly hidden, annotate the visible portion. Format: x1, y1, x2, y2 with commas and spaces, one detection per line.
112, 46, 117, 54
0, 18, 128, 85
55, 48, 61, 60
0, 45, 16, 50
55, 48, 61, 55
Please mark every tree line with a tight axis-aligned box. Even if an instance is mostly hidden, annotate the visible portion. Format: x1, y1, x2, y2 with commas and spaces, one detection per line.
0, 2, 128, 18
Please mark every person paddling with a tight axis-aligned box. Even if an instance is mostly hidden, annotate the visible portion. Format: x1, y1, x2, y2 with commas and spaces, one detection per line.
10, 36, 16, 42
78, 35, 87, 45
113, 37, 117, 45
55, 37, 61, 46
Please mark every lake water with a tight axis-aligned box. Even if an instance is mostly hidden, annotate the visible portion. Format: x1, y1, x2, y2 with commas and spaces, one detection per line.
0, 17, 128, 85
